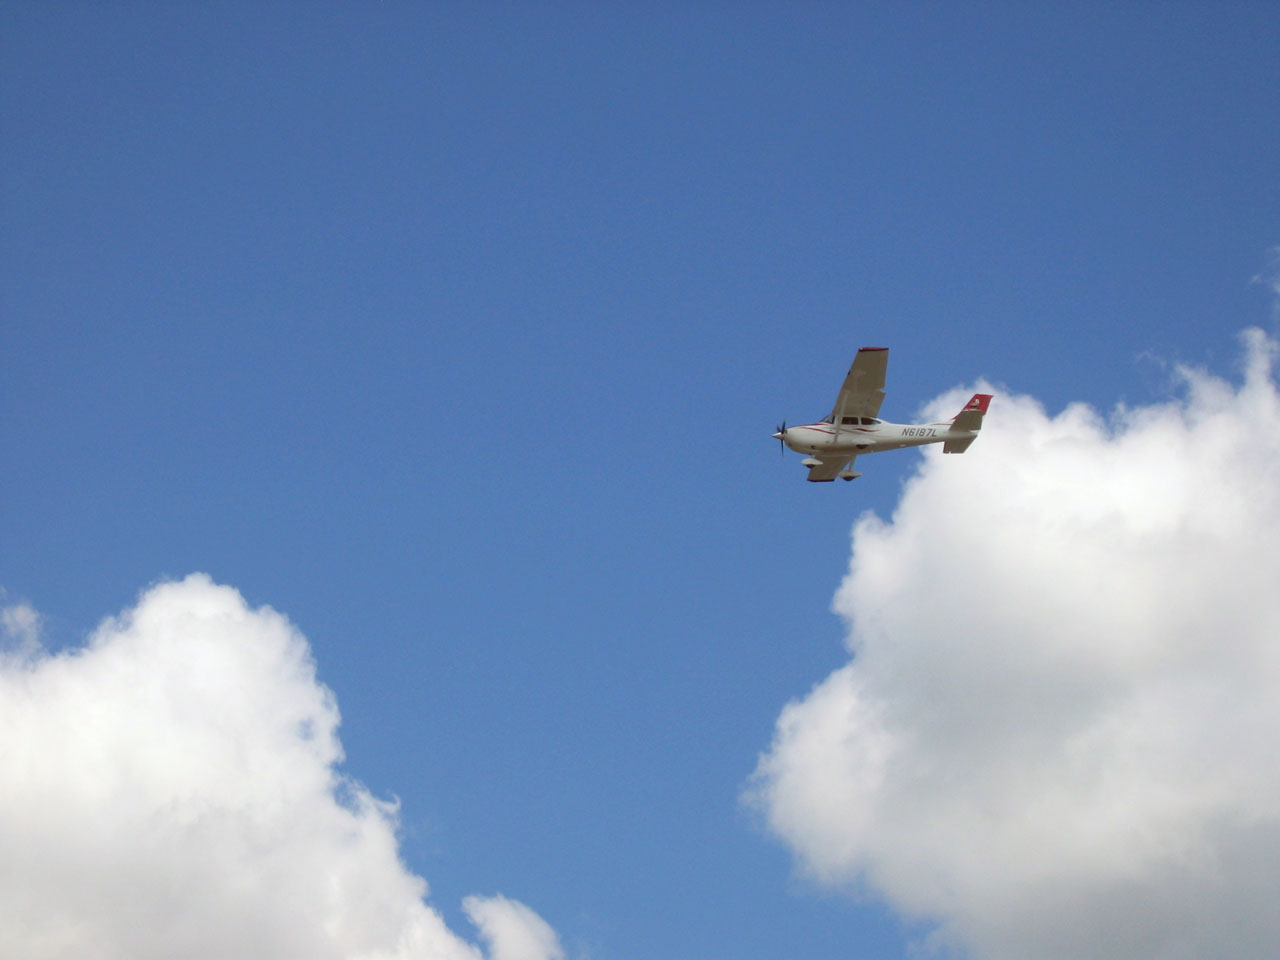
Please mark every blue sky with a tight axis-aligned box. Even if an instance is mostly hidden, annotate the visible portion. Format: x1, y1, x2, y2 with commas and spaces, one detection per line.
3, 4, 1279, 958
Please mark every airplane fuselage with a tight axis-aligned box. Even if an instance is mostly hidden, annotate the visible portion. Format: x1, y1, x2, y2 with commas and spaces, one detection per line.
780, 419, 973, 456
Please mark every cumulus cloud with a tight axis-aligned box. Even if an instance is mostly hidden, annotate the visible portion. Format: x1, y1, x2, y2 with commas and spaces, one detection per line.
748, 329, 1280, 959
1, 600, 41, 662
0, 575, 563, 960
463, 896, 565, 960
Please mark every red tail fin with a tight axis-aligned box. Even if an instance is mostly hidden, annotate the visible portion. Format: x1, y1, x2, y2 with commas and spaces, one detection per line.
950, 394, 992, 434
958, 393, 992, 415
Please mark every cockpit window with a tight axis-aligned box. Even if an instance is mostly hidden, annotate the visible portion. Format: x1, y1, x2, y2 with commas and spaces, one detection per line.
824, 415, 880, 425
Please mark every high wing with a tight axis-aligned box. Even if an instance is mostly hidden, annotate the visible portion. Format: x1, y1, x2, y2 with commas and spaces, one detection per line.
830, 347, 888, 422
806, 455, 856, 482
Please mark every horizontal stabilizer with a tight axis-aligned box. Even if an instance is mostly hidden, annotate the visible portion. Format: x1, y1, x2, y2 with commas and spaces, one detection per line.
943, 436, 976, 454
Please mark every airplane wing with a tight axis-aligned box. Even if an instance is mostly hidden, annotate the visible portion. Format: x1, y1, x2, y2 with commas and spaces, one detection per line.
806, 455, 856, 482
831, 347, 888, 422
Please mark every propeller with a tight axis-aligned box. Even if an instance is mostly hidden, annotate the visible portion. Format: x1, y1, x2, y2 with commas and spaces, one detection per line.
773, 421, 787, 456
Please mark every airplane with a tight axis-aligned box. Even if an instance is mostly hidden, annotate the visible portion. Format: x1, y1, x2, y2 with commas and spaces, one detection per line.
773, 347, 992, 481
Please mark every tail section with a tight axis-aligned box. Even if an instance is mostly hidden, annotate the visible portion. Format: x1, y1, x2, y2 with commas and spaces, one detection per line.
950, 393, 992, 432
944, 393, 992, 453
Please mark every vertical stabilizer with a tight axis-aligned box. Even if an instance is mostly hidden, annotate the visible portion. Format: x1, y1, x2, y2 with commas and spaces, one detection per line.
950, 393, 992, 433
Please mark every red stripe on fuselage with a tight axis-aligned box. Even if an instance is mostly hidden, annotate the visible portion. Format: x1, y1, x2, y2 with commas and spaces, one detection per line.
797, 424, 877, 434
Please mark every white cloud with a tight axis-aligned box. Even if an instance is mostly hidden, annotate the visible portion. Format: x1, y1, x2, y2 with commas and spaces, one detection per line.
463, 896, 565, 960
748, 329, 1280, 960
1, 600, 41, 663
0, 574, 562, 960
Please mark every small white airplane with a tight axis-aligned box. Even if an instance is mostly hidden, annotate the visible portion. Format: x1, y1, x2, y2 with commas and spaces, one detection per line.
774, 346, 992, 481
